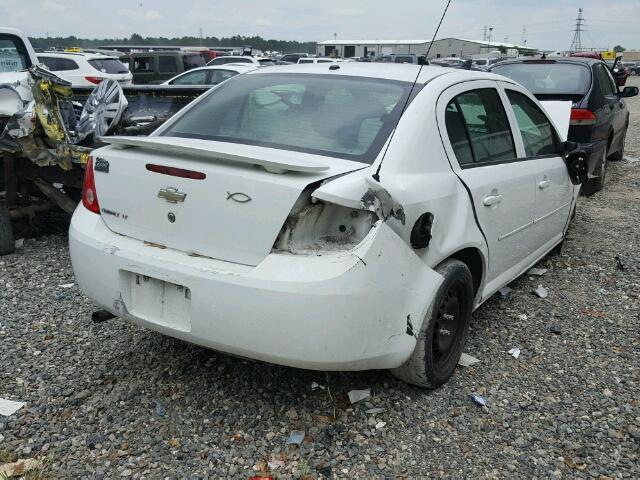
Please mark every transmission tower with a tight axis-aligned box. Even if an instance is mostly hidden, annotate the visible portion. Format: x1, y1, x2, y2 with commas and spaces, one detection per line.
569, 8, 584, 52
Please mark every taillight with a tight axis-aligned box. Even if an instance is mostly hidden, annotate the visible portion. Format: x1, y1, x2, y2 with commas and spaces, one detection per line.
82, 156, 100, 214
85, 76, 104, 85
570, 108, 596, 126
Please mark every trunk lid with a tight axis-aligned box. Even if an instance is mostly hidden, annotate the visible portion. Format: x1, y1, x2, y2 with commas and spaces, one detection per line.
92, 136, 366, 266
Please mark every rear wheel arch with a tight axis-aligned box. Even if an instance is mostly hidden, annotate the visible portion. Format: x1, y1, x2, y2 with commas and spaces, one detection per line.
443, 247, 485, 298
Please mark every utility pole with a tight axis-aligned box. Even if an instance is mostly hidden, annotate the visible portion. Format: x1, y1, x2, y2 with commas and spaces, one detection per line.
199, 27, 203, 46
521, 27, 527, 46
483, 25, 487, 42
569, 8, 584, 53
488, 27, 493, 44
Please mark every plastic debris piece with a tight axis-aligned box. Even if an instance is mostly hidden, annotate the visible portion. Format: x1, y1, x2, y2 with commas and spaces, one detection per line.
58, 282, 75, 289
311, 382, 325, 391
517, 314, 528, 321
458, 353, 481, 367
365, 407, 386, 415
533, 285, 548, 298
375, 421, 386, 429
597, 288, 606, 295
348, 389, 371, 404
153, 400, 166, 417
14, 238, 24, 249
498, 287, 512, 300
508, 347, 521, 359
550, 325, 562, 335
470, 394, 486, 407
267, 460, 285, 470
285, 430, 305, 445
615, 256, 625, 270
528, 267, 548, 276
0, 398, 25, 416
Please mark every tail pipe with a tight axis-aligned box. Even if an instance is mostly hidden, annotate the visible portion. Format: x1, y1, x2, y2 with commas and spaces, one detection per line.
92, 310, 116, 323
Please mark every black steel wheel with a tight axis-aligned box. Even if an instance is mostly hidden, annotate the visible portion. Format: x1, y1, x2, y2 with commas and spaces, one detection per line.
391, 259, 473, 388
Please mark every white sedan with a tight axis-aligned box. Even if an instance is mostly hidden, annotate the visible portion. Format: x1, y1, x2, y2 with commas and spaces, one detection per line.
162, 64, 257, 86
69, 64, 587, 388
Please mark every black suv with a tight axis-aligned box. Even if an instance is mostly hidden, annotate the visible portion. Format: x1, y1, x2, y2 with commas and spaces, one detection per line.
490, 57, 638, 194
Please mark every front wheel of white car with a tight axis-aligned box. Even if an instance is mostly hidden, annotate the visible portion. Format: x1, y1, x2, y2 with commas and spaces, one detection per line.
391, 259, 473, 389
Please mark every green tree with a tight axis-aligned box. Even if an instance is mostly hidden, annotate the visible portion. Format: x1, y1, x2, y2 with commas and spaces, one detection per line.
613, 45, 626, 53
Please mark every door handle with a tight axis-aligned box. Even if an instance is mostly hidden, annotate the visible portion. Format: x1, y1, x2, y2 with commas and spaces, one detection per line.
538, 180, 551, 190
483, 194, 503, 206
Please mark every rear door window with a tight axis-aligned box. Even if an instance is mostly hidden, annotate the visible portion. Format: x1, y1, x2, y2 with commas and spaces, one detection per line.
170, 70, 208, 85
491, 62, 591, 96
133, 56, 154, 72
594, 64, 616, 96
210, 69, 238, 84
38, 56, 79, 71
506, 90, 560, 157
446, 88, 516, 166
159, 56, 178, 73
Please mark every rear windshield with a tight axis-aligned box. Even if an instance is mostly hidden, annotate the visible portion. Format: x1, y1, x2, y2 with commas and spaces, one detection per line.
88, 58, 129, 74
491, 62, 591, 95
162, 73, 412, 164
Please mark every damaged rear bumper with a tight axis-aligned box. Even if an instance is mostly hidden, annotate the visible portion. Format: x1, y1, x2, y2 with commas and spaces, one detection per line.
69, 207, 442, 371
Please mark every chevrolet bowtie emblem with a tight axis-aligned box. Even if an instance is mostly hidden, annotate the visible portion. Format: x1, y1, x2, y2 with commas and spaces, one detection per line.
158, 187, 186, 203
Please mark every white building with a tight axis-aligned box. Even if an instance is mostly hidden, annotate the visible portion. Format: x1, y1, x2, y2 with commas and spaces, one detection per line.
316, 37, 536, 59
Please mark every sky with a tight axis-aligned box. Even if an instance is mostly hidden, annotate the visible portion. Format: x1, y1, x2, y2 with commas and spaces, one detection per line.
2, 0, 639, 51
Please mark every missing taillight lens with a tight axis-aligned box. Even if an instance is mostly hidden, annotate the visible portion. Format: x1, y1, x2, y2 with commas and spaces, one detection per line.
82, 156, 100, 214
274, 202, 378, 254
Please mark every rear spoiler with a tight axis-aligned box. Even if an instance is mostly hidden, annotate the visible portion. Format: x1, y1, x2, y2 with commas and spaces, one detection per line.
99, 136, 331, 174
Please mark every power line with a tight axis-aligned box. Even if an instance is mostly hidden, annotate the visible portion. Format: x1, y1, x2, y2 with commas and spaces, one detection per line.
569, 7, 585, 52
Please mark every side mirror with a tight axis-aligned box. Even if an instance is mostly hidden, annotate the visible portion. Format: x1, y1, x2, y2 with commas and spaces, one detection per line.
563, 140, 578, 154
564, 150, 589, 185
620, 86, 639, 98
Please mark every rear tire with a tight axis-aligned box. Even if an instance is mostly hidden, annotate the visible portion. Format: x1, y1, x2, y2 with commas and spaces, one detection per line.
391, 259, 473, 388
582, 146, 607, 196
0, 209, 15, 256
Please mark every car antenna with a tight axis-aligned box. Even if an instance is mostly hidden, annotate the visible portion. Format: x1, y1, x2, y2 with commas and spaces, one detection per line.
373, 0, 453, 182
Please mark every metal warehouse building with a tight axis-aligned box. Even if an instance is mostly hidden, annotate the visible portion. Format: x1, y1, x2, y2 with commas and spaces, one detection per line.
316, 37, 536, 59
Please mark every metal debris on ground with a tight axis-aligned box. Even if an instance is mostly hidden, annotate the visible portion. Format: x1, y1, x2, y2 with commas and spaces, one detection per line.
375, 421, 386, 429
348, 389, 371, 404
58, 282, 74, 289
365, 407, 387, 415
533, 285, 548, 298
14, 239, 24, 249
615, 256, 625, 270
528, 267, 548, 276
458, 353, 481, 367
0, 398, 25, 416
311, 382, 325, 391
267, 459, 285, 470
550, 325, 562, 335
497, 287, 512, 300
517, 314, 528, 321
285, 430, 305, 445
470, 394, 487, 407
508, 347, 521, 359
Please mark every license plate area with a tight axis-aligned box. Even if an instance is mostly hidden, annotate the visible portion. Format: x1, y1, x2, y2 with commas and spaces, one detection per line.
128, 273, 191, 332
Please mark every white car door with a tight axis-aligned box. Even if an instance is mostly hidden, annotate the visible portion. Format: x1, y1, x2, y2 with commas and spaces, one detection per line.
501, 84, 575, 252
438, 80, 540, 296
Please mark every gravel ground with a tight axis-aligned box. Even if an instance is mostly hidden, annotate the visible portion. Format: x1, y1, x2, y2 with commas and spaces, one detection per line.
1, 77, 639, 479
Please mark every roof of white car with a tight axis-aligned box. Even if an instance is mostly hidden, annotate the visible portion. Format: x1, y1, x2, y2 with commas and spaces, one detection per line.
39, 51, 118, 60
244, 63, 497, 84
185, 64, 257, 73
